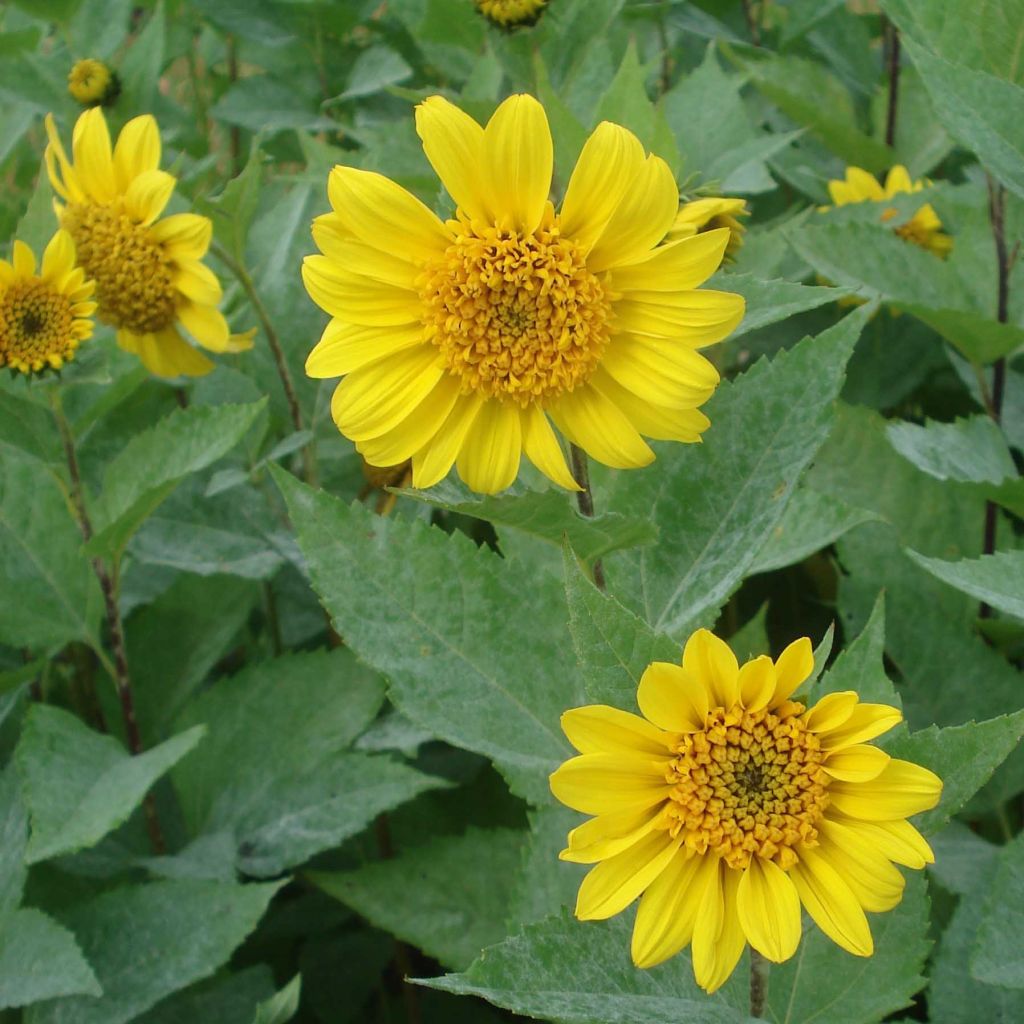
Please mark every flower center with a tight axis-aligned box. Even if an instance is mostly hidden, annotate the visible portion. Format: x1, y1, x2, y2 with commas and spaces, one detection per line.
419, 212, 610, 406
62, 201, 178, 335
663, 704, 829, 870
0, 280, 76, 372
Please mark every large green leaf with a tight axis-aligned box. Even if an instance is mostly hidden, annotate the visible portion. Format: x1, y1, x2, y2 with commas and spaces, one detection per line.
0, 389, 60, 465
15, 705, 205, 864
26, 879, 283, 1024
135, 967, 276, 1024
886, 416, 1016, 484
274, 467, 583, 805
603, 307, 865, 638
906, 549, 1024, 620
719, 273, 847, 340
0, 766, 27, 914
971, 831, 1024, 987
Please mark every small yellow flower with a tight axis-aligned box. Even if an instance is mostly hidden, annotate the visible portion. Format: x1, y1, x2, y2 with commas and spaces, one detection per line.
303, 94, 744, 495
67, 59, 119, 108
0, 231, 96, 375
474, 0, 548, 27
670, 197, 748, 260
549, 628, 942, 994
824, 165, 952, 257
44, 108, 247, 379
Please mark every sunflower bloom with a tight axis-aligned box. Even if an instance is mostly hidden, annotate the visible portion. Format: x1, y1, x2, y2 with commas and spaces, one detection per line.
0, 231, 95, 374
474, 0, 547, 27
824, 165, 952, 257
303, 94, 744, 495
670, 197, 748, 259
43, 108, 249, 378
549, 628, 941, 994
67, 59, 119, 107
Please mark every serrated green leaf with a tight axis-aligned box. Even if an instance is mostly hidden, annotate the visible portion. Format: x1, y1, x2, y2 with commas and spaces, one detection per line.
88, 400, 266, 559
595, 41, 656, 151
0, 907, 100, 1010
16, 705, 205, 864
887, 415, 1016, 484
0, 388, 60, 465
201, 146, 266, 262
906, 549, 1024, 620
0, 766, 28, 914
970, 831, 1024, 987
334, 46, 411, 102
311, 827, 527, 970
136, 967, 276, 1024
603, 307, 865, 639
252, 974, 301, 1024
928, 820, 999, 895
721, 273, 848, 340
26, 879, 283, 1024
274, 467, 583, 804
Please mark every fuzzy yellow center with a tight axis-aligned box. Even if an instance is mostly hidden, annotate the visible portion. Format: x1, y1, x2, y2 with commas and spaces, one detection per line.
0, 281, 76, 372
475, 0, 547, 26
420, 216, 610, 406
664, 703, 829, 871
62, 202, 178, 335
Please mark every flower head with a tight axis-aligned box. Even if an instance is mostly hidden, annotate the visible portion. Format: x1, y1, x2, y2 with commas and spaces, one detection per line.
67, 59, 119, 107
0, 231, 95, 375
549, 628, 941, 994
670, 197, 748, 259
824, 165, 952, 257
474, 0, 547, 27
303, 94, 744, 495
44, 108, 250, 378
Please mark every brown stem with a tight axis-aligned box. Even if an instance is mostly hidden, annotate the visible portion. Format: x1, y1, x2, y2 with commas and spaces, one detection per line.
884, 18, 901, 148
227, 36, 242, 176
51, 395, 166, 854
569, 444, 606, 592
741, 0, 761, 46
750, 948, 769, 1017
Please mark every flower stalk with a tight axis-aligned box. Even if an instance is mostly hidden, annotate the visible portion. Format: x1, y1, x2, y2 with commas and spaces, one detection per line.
570, 443, 606, 592
749, 948, 769, 1017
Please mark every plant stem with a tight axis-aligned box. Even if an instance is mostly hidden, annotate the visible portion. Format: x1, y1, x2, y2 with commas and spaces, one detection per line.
226, 35, 242, 177
749, 948, 770, 1017
883, 18, 901, 148
212, 241, 318, 486
51, 394, 166, 854
982, 177, 1010, 618
569, 444, 607, 592
741, 0, 761, 46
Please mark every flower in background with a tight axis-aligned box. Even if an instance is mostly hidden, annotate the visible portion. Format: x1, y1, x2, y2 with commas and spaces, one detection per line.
44, 108, 253, 378
670, 196, 749, 260
303, 94, 744, 495
549, 628, 941, 994
0, 231, 95, 374
67, 59, 120, 108
824, 165, 952, 257
474, 0, 548, 28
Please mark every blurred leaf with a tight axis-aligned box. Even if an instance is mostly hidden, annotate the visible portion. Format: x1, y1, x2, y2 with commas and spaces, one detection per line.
136, 967, 276, 1024
252, 975, 301, 1024
15, 705, 205, 864
203, 146, 265, 263
189, 0, 295, 46
66, 0, 133, 60
906, 549, 1024, 619
28, 879, 283, 1024
0, 767, 28, 914
887, 415, 1016, 484
971, 831, 1024, 987
274, 467, 584, 805
8, 0, 82, 22
212, 77, 336, 133
716, 273, 847, 340
333, 46, 411, 102
119, 2, 165, 114
595, 41, 656, 151
0, 389, 60, 465
0, 907, 100, 1010
15, 171, 57, 256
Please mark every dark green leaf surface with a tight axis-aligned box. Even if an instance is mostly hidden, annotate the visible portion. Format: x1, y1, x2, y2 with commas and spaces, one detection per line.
906, 549, 1024, 620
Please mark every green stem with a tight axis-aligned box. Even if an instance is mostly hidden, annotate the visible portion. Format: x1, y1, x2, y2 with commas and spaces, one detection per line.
569, 444, 606, 592
750, 948, 770, 1017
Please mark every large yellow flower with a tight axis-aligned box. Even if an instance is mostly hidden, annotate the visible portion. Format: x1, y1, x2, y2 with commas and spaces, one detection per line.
549, 628, 941, 994
0, 230, 95, 374
669, 196, 748, 260
43, 108, 246, 378
474, 0, 547, 27
825, 165, 952, 257
303, 94, 744, 495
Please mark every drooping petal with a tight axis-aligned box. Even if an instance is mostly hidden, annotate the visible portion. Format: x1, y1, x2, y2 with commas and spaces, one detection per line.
736, 857, 802, 962
456, 399, 522, 494
562, 806, 663, 864
637, 661, 708, 732
609, 230, 730, 292
575, 831, 681, 920
550, 385, 653, 470
682, 629, 739, 708
130, 327, 214, 378
771, 636, 815, 706
827, 759, 942, 820
692, 862, 746, 994
790, 847, 873, 956
548, 752, 671, 815
561, 705, 673, 756
521, 404, 580, 490
818, 819, 906, 912
591, 370, 711, 443
631, 850, 706, 968
411, 394, 484, 489
599, 336, 719, 410
177, 302, 230, 352
173, 261, 222, 307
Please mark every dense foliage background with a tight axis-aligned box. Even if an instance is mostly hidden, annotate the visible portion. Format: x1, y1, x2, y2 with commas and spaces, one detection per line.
1, 0, 1023, 1021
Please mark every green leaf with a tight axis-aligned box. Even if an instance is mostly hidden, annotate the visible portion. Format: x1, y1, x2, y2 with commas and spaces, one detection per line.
274, 467, 583, 805
334, 46, 412, 102
201, 146, 266, 263
15, 705, 205, 864
252, 975, 301, 1024
928, 820, 999, 896
0, 456, 103, 652
727, 604, 770, 661
118, 2, 164, 114
0, 388, 60, 465
403, 482, 657, 564
311, 827, 527, 970
136, 967, 276, 1024
88, 400, 266, 559
15, 170, 57, 256
0, 908, 100, 1010
595, 41, 657, 153
211, 77, 336, 134
0, 767, 27, 914
905, 549, 1024, 619
887, 415, 1016, 484
721, 273, 848, 340
27, 879, 283, 1024
971, 831, 1024, 987
604, 307, 865, 638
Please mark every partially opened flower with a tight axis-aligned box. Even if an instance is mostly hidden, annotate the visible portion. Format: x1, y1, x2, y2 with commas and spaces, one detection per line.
0, 230, 95, 374
824, 165, 951, 257
670, 197, 748, 259
303, 94, 744, 495
44, 108, 251, 378
67, 59, 119, 108
474, 0, 548, 28
549, 628, 941, 994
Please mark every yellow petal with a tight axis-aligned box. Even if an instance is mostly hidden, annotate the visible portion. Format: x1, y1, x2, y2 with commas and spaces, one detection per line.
609, 229, 730, 292
637, 661, 708, 732
521, 404, 580, 491
549, 385, 654, 470
124, 169, 176, 225
836, 816, 934, 869
736, 857, 802, 962
311, 219, 420, 289
612, 290, 745, 348
791, 846, 873, 956
151, 213, 213, 262
818, 702, 902, 750
456, 400, 522, 494
306, 320, 427, 378
737, 656, 776, 713
549, 752, 671, 815
357, 375, 462, 467
803, 690, 859, 733
822, 743, 890, 782
483, 94, 552, 235
560, 121, 645, 253
828, 759, 942, 820
302, 255, 422, 326
415, 95, 491, 224
884, 165, 913, 197
818, 819, 906, 913
771, 636, 814, 706
561, 705, 672, 756
692, 861, 746, 994
44, 113, 84, 203
682, 628, 739, 708
72, 107, 116, 203
562, 806, 662, 864
591, 369, 711, 444
411, 394, 484, 489
12, 240, 36, 277
173, 261, 222, 307
113, 114, 161, 192
845, 167, 885, 202
600, 336, 719, 410
575, 831, 681, 920
177, 302, 229, 352
631, 850, 706, 968
130, 327, 214, 378
40, 229, 76, 282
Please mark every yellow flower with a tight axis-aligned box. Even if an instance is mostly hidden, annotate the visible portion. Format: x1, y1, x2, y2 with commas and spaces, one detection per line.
474, 0, 547, 27
549, 628, 941, 994
824, 165, 952, 257
670, 197, 748, 259
43, 108, 247, 379
0, 231, 96, 375
67, 59, 119, 107
303, 94, 744, 495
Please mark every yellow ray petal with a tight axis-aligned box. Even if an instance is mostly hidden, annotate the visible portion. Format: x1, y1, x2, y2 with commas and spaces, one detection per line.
803, 691, 859, 733
178, 302, 230, 352
12, 240, 36, 277
72, 107, 116, 203
822, 743, 890, 782
637, 661, 708, 732
736, 856, 802, 962
173, 261, 222, 307
521, 404, 580, 491
608, 229, 729, 290
833, 816, 933, 869
818, 702, 902, 750
737, 656, 776, 713
561, 705, 673, 756
771, 636, 815, 705
599, 336, 719, 410
631, 850, 705, 968
591, 369, 710, 444
302, 256, 422, 326
818, 819, 906, 913
151, 213, 213, 262
456, 399, 523, 494
692, 861, 746, 994
411, 394, 484, 489
827, 759, 942, 820
548, 752, 671, 815
791, 846, 873, 956
124, 169, 176, 226
682, 628, 739, 709
113, 114, 161, 192
575, 831, 681, 920
306, 320, 428, 378
612, 290, 745, 348
40, 229, 76, 282
311, 223, 421, 289
561, 806, 662, 864
549, 385, 653, 470
44, 114, 84, 202
131, 328, 214, 378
